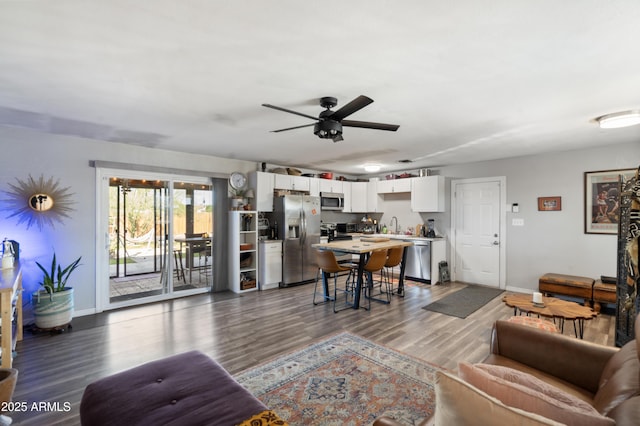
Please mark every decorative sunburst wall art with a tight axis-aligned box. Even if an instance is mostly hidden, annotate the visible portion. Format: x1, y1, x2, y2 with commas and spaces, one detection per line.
1, 174, 75, 231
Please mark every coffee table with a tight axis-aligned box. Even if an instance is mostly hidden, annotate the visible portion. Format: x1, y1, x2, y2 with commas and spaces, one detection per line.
502, 293, 597, 339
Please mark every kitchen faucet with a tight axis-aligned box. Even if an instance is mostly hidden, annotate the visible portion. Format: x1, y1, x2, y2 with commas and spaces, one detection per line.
390, 216, 399, 234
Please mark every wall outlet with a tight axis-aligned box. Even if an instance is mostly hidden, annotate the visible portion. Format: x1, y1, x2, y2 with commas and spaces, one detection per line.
512, 218, 525, 226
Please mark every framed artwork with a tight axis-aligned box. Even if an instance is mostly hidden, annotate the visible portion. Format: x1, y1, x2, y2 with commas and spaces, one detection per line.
584, 168, 636, 234
538, 196, 561, 211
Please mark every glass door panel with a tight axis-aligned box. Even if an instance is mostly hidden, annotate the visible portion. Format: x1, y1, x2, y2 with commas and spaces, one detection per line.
108, 177, 170, 302
173, 181, 213, 290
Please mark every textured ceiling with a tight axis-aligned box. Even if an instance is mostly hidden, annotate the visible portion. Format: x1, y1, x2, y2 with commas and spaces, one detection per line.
1, 1, 639, 174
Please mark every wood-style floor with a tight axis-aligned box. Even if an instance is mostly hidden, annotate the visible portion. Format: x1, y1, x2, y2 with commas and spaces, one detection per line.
10, 280, 616, 425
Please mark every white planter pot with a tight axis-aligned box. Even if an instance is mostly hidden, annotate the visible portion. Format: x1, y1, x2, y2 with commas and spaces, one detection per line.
32, 288, 74, 329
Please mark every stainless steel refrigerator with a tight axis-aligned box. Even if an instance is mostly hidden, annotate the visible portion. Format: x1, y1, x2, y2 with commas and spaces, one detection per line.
274, 195, 321, 287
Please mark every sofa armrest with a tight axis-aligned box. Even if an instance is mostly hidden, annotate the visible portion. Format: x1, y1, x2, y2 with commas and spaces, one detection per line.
489, 320, 618, 393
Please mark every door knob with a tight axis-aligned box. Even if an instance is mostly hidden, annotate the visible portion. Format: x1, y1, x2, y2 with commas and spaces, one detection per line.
492, 241, 500, 246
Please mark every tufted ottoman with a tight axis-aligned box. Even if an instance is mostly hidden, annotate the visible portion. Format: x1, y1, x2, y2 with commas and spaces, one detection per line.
80, 350, 281, 426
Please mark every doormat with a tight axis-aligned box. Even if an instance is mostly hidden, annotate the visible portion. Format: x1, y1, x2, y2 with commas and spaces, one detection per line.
422, 285, 504, 318
235, 332, 438, 426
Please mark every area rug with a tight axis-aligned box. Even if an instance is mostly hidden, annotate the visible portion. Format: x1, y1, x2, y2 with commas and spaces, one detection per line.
235, 332, 438, 425
422, 285, 504, 318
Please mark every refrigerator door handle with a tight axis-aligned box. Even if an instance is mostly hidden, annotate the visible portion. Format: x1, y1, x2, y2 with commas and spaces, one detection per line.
301, 208, 306, 244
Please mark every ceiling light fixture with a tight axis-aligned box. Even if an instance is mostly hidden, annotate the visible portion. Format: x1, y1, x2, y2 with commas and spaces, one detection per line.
314, 120, 343, 142
364, 164, 382, 173
595, 110, 640, 129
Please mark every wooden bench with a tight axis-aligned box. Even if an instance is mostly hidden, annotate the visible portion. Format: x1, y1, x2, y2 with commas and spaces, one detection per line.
538, 273, 594, 307
593, 279, 616, 313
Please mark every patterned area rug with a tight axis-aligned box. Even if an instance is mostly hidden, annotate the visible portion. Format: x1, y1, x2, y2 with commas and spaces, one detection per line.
235, 332, 438, 425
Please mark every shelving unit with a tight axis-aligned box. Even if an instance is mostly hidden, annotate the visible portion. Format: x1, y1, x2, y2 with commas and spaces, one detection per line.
229, 211, 258, 293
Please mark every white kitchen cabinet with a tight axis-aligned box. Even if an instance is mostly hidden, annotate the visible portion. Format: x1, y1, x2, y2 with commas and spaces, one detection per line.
319, 179, 343, 194
249, 171, 274, 212
274, 174, 310, 192
259, 240, 282, 290
349, 182, 368, 212
342, 181, 352, 212
377, 178, 411, 194
229, 211, 258, 293
411, 176, 445, 212
367, 179, 380, 212
308, 177, 320, 197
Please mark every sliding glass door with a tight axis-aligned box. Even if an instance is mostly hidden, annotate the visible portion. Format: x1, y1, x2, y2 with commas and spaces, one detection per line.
98, 169, 213, 310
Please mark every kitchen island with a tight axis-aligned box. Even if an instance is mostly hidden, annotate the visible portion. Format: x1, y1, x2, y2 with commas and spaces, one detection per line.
312, 239, 414, 309
350, 234, 447, 284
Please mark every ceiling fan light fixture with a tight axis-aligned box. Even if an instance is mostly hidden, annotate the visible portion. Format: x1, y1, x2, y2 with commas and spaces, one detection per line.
596, 110, 640, 129
363, 163, 382, 172
314, 120, 342, 140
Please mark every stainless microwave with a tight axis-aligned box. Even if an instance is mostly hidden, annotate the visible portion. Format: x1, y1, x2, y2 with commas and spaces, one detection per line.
320, 192, 344, 211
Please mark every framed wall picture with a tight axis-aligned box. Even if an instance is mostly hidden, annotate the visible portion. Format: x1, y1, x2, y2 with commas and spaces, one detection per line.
584, 168, 636, 234
538, 196, 561, 211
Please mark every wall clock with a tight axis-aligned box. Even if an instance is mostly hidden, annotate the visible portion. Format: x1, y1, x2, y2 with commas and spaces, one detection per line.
230, 172, 247, 191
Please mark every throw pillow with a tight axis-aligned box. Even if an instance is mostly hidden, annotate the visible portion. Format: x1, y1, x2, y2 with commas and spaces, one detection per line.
435, 370, 563, 426
458, 362, 615, 426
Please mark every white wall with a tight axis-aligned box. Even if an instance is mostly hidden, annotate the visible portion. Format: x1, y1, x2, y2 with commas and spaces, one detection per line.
379, 141, 639, 292
0, 126, 256, 316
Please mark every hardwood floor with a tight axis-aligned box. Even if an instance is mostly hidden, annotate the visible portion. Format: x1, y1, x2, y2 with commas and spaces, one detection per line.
10, 280, 616, 425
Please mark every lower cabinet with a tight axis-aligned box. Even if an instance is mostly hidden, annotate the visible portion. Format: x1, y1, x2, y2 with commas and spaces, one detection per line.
259, 240, 282, 290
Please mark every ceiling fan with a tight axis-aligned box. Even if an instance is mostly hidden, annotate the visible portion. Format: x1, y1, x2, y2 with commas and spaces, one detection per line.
262, 95, 399, 142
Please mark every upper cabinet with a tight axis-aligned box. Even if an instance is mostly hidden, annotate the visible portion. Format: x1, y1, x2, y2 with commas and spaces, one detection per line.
274, 174, 310, 192
319, 179, 343, 194
411, 175, 445, 212
249, 171, 274, 212
377, 178, 411, 194
309, 177, 320, 197
349, 182, 368, 213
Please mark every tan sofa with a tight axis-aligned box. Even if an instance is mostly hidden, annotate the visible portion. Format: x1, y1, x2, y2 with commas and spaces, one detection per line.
374, 315, 639, 426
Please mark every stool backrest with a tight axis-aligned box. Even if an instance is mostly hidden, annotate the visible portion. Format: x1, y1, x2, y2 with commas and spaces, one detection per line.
385, 246, 404, 268
364, 249, 388, 272
316, 250, 345, 274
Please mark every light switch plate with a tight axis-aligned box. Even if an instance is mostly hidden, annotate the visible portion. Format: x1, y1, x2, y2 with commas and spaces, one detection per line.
512, 218, 524, 226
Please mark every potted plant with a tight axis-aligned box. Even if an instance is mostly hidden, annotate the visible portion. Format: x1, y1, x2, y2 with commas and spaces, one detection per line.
32, 253, 82, 329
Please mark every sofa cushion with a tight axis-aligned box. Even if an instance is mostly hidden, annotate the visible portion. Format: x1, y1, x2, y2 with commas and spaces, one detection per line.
593, 340, 640, 415
458, 362, 615, 426
435, 370, 563, 426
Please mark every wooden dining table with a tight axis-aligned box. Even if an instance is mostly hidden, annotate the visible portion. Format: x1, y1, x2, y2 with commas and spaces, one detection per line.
312, 238, 414, 309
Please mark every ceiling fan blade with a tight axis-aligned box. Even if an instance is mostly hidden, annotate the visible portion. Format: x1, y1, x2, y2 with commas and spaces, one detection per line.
330, 95, 374, 121
271, 123, 316, 133
342, 120, 400, 131
262, 103, 319, 121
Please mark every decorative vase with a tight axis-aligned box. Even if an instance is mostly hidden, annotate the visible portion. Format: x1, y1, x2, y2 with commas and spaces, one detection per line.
32, 287, 74, 329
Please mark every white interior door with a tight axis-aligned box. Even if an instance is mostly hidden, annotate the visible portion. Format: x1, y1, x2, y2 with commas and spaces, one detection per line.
451, 177, 505, 288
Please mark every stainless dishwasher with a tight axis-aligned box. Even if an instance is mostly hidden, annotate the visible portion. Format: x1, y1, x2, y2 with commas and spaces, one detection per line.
404, 240, 431, 283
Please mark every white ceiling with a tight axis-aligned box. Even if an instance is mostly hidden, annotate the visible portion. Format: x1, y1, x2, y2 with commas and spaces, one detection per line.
1, 1, 639, 175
